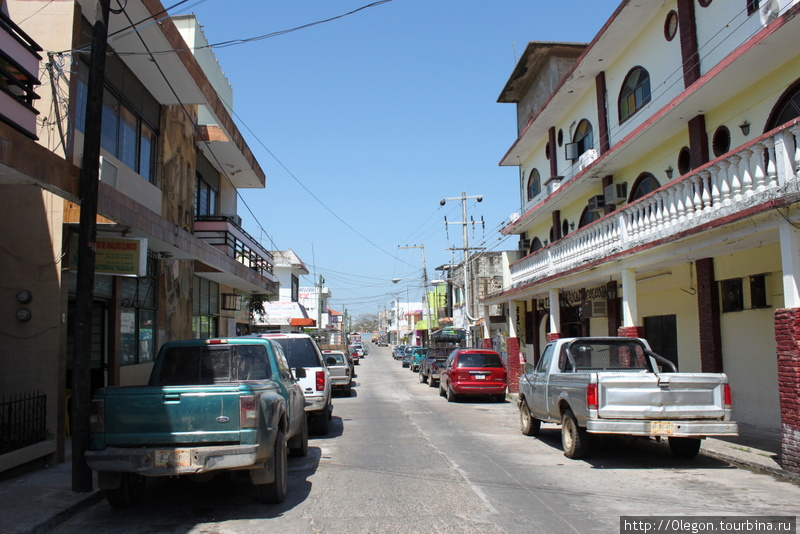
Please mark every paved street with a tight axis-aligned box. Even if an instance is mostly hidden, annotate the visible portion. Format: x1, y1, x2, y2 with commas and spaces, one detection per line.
51, 345, 800, 534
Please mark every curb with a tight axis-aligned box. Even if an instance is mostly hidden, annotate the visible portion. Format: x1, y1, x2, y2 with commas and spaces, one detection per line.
698, 449, 800, 484
24, 490, 102, 534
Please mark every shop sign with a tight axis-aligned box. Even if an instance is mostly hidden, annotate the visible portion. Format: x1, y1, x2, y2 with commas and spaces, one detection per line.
70, 236, 148, 277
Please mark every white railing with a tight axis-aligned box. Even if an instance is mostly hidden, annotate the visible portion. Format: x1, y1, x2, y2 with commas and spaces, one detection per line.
510, 120, 800, 287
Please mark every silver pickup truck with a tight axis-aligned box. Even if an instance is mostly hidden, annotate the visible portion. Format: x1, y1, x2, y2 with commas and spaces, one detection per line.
518, 337, 738, 459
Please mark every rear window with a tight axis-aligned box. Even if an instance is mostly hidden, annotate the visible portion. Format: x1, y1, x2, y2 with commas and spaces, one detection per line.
456, 352, 504, 368
563, 340, 650, 371
327, 353, 346, 365
152, 344, 272, 385
269, 337, 323, 368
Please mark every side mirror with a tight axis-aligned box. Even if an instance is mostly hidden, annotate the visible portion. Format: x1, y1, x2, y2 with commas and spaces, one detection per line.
326, 357, 337, 366
294, 367, 307, 379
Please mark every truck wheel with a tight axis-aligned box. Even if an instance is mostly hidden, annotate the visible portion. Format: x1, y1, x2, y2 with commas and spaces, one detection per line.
519, 402, 541, 437
419, 370, 427, 383
105, 472, 145, 508
561, 409, 590, 459
255, 429, 287, 504
668, 437, 702, 459
428, 377, 437, 388
311, 411, 330, 435
288, 416, 308, 457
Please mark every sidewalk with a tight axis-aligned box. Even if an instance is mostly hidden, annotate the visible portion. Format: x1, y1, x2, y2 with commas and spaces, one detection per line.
0, 427, 797, 534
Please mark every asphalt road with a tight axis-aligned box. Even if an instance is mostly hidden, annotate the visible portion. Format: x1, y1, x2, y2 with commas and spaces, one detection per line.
52, 345, 800, 534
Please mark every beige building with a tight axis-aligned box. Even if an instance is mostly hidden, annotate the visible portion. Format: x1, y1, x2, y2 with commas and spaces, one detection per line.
485, 0, 800, 473
0, 1, 277, 474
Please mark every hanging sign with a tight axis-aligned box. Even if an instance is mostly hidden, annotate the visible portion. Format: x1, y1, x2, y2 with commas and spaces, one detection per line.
70, 236, 148, 277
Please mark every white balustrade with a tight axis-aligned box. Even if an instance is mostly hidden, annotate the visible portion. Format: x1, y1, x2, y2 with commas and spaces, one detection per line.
509, 124, 799, 288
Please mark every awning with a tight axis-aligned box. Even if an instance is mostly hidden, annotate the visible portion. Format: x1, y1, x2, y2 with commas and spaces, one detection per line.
290, 318, 316, 326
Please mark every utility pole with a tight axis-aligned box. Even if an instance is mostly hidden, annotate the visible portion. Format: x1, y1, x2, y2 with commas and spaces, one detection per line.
440, 192, 484, 347
317, 275, 324, 331
72, 0, 111, 493
399, 245, 431, 346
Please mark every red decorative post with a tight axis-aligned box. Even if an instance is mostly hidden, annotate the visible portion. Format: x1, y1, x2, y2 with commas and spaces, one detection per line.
774, 308, 800, 473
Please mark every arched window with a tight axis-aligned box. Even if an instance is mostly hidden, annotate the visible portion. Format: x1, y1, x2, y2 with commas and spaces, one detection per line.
629, 173, 661, 202
527, 169, 541, 201
578, 206, 602, 229
619, 67, 652, 122
531, 237, 543, 252
574, 120, 594, 156
766, 79, 800, 130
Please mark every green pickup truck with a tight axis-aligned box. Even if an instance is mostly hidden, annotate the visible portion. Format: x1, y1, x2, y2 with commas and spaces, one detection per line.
85, 338, 308, 507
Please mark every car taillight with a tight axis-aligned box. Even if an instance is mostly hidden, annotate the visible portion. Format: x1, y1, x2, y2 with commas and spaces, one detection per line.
723, 383, 732, 409
316, 371, 325, 391
586, 383, 598, 410
89, 399, 104, 434
240, 395, 257, 428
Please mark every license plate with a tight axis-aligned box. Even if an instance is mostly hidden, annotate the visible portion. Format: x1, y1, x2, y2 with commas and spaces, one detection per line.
474, 374, 486, 380
155, 449, 191, 468
650, 421, 675, 435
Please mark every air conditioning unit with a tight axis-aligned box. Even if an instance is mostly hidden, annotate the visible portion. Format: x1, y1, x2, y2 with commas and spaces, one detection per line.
582, 299, 608, 318
99, 156, 118, 188
223, 213, 242, 226
578, 149, 598, 170
588, 195, 605, 213
603, 182, 628, 205
519, 238, 531, 252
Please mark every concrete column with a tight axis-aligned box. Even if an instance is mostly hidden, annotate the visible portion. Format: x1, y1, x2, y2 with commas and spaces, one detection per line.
621, 268, 638, 327
548, 288, 560, 339
481, 304, 492, 348
508, 300, 517, 338
774, 308, 800, 474
779, 223, 800, 308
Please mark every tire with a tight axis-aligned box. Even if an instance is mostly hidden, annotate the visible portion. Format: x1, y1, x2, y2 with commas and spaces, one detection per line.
418, 371, 427, 383
288, 416, 308, 457
439, 381, 446, 397
428, 377, 437, 388
446, 386, 458, 403
519, 401, 541, 436
561, 409, 590, 459
105, 472, 146, 508
310, 410, 330, 435
255, 429, 287, 504
343, 383, 352, 396
668, 437, 702, 459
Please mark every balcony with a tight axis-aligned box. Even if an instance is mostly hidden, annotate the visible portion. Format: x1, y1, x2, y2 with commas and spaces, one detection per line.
194, 215, 274, 278
510, 120, 800, 288
0, 11, 41, 139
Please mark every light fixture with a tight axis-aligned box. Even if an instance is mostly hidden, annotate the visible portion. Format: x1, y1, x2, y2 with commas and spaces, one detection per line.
569, 222, 575, 230
665, 166, 674, 179
221, 293, 243, 311
739, 120, 751, 136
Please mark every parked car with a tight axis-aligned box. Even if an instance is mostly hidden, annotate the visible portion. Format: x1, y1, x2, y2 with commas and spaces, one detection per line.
419, 352, 448, 387
393, 345, 407, 360
409, 347, 429, 372
347, 344, 362, 365
85, 337, 308, 507
439, 349, 507, 403
323, 350, 353, 396
518, 337, 738, 459
401, 346, 417, 368
249, 333, 333, 435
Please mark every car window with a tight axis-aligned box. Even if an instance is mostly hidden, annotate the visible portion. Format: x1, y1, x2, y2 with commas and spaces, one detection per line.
455, 352, 503, 368
272, 343, 293, 381
328, 352, 346, 365
153, 344, 272, 385
269, 337, 322, 368
539, 344, 555, 373
235, 345, 271, 380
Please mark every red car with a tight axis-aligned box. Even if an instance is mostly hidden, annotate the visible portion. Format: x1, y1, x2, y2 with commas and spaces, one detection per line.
439, 349, 507, 402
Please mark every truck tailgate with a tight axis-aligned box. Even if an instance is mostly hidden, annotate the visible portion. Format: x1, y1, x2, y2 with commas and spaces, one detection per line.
597, 373, 728, 420
102, 385, 244, 446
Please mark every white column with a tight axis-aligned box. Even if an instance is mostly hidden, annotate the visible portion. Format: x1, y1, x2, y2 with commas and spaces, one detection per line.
780, 223, 800, 308
548, 288, 560, 335
482, 304, 491, 341
621, 268, 638, 327
508, 299, 518, 338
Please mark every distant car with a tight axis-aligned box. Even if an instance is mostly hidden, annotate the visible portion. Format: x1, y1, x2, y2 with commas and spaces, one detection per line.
439, 349, 507, 403
347, 344, 362, 365
409, 347, 428, 372
248, 333, 333, 434
401, 346, 417, 368
393, 345, 407, 360
323, 350, 352, 396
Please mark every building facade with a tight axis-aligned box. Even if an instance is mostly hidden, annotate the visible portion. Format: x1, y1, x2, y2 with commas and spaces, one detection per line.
0, 1, 276, 474
485, 0, 800, 472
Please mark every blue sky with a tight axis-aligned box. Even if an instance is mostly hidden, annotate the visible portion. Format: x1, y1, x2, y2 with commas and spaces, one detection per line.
184, 0, 620, 318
